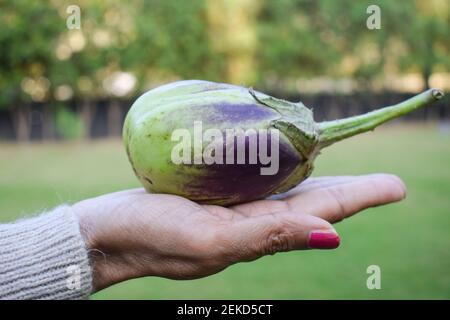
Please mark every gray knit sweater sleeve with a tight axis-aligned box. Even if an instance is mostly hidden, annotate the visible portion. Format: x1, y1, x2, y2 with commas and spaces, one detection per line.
0, 206, 93, 299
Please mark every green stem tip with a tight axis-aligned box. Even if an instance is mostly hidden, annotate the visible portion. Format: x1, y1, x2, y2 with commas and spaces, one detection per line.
317, 88, 444, 148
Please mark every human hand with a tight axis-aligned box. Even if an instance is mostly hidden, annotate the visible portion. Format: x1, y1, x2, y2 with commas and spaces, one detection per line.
73, 174, 406, 292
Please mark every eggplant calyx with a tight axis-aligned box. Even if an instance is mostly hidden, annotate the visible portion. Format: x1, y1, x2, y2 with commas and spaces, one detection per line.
248, 88, 318, 159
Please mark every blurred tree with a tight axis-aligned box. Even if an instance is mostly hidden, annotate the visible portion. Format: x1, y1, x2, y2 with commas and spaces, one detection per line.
131, 0, 222, 87
206, 0, 260, 84
256, 0, 450, 91
0, 0, 221, 140
256, 0, 340, 90
399, 0, 450, 89
0, 1, 61, 140
316, 0, 414, 87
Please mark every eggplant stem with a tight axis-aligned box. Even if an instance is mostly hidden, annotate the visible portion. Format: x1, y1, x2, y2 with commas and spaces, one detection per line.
317, 88, 444, 148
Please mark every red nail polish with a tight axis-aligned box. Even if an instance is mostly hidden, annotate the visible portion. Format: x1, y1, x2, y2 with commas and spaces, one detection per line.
308, 230, 340, 249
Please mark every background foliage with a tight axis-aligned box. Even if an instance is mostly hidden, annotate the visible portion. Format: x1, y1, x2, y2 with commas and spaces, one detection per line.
0, 0, 449, 109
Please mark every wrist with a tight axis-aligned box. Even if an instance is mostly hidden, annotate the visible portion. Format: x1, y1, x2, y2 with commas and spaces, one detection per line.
72, 199, 100, 254
72, 199, 117, 291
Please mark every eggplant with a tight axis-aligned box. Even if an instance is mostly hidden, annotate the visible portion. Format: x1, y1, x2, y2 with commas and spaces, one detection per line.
123, 80, 443, 206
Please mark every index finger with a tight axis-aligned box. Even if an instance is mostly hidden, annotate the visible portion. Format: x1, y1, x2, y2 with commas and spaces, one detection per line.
285, 174, 406, 223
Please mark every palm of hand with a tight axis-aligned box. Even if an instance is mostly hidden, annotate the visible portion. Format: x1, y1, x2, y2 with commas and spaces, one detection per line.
74, 174, 405, 291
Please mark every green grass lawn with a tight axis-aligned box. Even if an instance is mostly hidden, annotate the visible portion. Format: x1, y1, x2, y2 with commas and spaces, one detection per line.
1, 124, 449, 299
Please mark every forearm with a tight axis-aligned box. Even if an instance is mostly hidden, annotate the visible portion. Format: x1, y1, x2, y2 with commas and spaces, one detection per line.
0, 206, 92, 300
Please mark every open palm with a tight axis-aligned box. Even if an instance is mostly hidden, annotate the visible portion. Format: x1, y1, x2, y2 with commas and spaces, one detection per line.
74, 174, 406, 291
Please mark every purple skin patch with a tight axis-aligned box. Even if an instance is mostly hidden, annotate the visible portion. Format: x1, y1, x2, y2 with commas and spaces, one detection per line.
204, 103, 279, 124
182, 132, 302, 205
165, 101, 280, 128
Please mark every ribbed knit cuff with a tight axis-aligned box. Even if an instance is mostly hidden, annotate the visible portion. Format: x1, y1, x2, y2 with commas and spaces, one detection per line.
0, 206, 93, 300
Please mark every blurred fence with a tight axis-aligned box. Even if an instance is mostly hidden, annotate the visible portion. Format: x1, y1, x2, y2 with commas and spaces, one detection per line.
0, 91, 448, 142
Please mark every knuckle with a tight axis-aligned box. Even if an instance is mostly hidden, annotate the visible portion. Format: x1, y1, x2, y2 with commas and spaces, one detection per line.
260, 222, 294, 256
325, 187, 347, 222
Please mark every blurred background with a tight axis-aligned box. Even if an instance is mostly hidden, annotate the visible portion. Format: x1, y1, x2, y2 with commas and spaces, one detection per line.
0, 0, 449, 299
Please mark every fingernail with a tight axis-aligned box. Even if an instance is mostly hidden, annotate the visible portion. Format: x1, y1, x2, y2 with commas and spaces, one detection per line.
308, 230, 340, 249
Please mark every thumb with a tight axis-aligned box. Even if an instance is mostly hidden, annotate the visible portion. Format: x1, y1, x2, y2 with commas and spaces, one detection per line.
227, 212, 340, 263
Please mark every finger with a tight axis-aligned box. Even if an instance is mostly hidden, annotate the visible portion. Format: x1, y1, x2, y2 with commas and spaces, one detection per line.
286, 173, 406, 223
270, 173, 404, 200
231, 174, 405, 220
231, 175, 373, 216
268, 176, 359, 199
289, 174, 405, 197
83, 188, 147, 202
223, 212, 340, 263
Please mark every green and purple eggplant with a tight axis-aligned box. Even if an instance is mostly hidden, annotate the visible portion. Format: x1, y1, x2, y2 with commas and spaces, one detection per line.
123, 80, 443, 206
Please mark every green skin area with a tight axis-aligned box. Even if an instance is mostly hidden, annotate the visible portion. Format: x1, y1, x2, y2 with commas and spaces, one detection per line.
124, 80, 443, 205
